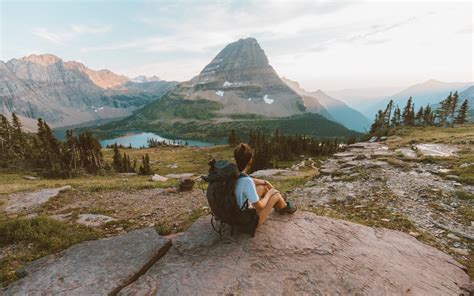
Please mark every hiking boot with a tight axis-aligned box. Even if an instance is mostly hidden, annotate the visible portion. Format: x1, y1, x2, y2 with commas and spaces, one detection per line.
278, 200, 297, 215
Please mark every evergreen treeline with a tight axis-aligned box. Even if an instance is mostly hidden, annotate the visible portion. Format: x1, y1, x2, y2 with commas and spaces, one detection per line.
147, 137, 188, 148
0, 113, 103, 177
111, 143, 152, 175
369, 92, 470, 137
229, 129, 346, 172
1, 113, 156, 177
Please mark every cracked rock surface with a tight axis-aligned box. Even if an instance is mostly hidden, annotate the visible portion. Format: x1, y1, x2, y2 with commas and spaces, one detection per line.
2, 228, 171, 296
119, 212, 469, 295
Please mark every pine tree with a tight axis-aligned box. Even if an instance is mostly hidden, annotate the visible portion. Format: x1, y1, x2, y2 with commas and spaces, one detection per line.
112, 143, 123, 172
449, 91, 459, 126
228, 129, 239, 146
422, 104, 434, 126
390, 106, 401, 127
402, 97, 413, 126
415, 106, 424, 125
454, 99, 469, 125
139, 153, 153, 175
436, 93, 452, 127
384, 100, 393, 128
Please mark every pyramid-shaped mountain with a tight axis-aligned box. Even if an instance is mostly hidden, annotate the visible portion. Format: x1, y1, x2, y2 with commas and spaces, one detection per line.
99, 38, 360, 140
171, 37, 306, 117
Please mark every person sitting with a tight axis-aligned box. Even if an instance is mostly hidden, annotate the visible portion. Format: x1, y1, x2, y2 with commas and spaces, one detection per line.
233, 143, 296, 227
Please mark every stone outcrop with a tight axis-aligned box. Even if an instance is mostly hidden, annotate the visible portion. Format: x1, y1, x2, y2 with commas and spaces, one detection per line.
3, 211, 470, 295
121, 212, 469, 295
4, 185, 71, 214
2, 228, 171, 296
414, 143, 458, 157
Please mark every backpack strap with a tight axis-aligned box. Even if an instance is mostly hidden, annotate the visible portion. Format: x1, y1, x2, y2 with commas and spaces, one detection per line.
241, 199, 249, 211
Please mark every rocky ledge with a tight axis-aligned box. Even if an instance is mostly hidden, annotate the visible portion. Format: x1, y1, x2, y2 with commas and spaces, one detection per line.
4, 212, 469, 295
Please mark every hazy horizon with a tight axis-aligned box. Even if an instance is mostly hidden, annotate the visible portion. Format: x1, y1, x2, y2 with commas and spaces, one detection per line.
1, 0, 473, 91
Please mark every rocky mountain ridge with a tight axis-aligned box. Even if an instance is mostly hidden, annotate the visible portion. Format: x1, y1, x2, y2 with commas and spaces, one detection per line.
0, 54, 176, 127
283, 77, 371, 132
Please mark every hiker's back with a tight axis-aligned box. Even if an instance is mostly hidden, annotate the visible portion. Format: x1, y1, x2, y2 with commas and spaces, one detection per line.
203, 159, 259, 237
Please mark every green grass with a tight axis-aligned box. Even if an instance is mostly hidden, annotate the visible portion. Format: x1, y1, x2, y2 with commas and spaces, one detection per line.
0, 216, 101, 286
454, 190, 474, 201
386, 124, 474, 147
386, 125, 474, 185
268, 170, 318, 193
0, 145, 233, 195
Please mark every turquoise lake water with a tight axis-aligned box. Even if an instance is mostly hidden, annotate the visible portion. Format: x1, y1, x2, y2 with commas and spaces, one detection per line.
100, 132, 215, 148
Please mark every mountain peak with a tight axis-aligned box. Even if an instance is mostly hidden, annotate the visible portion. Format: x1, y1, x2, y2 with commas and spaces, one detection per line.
21, 54, 62, 66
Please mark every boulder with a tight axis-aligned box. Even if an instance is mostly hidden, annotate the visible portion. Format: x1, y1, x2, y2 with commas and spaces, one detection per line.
120, 212, 469, 295
414, 144, 458, 157
178, 178, 195, 192
333, 152, 354, 159
5, 185, 71, 214
76, 214, 116, 227
165, 173, 194, 179
395, 147, 417, 159
118, 173, 138, 177
251, 169, 291, 177
2, 228, 171, 296
150, 174, 168, 182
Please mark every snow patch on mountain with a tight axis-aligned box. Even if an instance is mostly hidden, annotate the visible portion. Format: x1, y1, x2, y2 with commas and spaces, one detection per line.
263, 94, 274, 104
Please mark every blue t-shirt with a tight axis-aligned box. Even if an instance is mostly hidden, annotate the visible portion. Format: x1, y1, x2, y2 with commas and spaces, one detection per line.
234, 175, 260, 209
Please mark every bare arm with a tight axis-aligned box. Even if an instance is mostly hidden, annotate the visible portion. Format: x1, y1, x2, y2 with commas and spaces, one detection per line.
252, 177, 273, 188
253, 188, 279, 211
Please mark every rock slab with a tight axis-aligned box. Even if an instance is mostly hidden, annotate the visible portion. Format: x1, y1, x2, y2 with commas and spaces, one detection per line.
120, 212, 469, 295
5, 185, 71, 214
2, 228, 171, 296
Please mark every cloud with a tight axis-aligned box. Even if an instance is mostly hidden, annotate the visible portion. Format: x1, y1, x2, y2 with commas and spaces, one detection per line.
32, 28, 71, 44
33, 24, 111, 44
363, 39, 391, 45
84, 1, 354, 54
72, 24, 111, 34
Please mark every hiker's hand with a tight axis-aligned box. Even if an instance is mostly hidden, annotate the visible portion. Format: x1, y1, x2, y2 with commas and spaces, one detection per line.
264, 181, 273, 189
266, 188, 279, 197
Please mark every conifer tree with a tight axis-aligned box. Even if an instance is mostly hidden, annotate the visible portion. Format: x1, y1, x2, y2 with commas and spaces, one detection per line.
449, 91, 459, 126
422, 104, 434, 126
454, 99, 469, 125
112, 143, 123, 172
402, 97, 413, 125
415, 106, 424, 125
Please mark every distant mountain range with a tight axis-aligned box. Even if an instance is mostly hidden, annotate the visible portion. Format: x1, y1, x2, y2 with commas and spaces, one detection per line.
0, 54, 177, 127
96, 38, 360, 140
282, 78, 370, 132
358, 79, 473, 120
3, 39, 471, 139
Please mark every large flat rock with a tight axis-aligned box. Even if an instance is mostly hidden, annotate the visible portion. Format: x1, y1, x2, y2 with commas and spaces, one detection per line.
120, 212, 469, 295
2, 228, 171, 296
4, 186, 71, 214
415, 143, 458, 157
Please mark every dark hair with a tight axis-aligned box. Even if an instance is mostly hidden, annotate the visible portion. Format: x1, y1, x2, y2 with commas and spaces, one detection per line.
234, 143, 252, 172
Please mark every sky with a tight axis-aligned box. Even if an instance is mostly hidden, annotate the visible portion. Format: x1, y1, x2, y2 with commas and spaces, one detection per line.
0, 0, 473, 91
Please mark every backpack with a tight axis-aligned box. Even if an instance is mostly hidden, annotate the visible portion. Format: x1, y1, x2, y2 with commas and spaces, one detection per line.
202, 159, 259, 238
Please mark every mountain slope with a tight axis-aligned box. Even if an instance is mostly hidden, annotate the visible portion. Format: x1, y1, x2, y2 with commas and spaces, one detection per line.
0, 54, 176, 127
96, 38, 359, 140
362, 79, 473, 120
171, 37, 306, 117
283, 78, 370, 132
